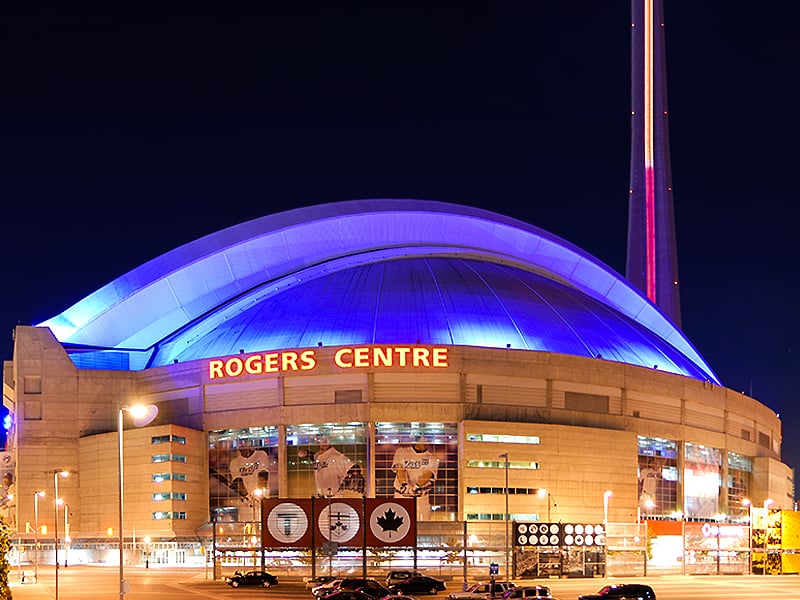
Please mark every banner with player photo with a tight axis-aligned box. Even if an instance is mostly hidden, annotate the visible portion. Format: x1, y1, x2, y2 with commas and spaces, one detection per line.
374, 423, 458, 521
260, 497, 416, 548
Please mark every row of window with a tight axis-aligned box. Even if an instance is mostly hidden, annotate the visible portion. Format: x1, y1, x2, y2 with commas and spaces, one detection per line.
152, 454, 187, 463
153, 473, 187, 482
467, 487, 544, 495
153, 511, 187, 520
153, 492, 187, 501
467, 513, 541, 521
466, 460, 540, 469
151, 434, 186, 445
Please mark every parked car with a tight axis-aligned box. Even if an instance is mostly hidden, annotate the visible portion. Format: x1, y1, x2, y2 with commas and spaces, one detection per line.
389, 574, 447, 595
449, 581, 516, 599
306, 575, 338, 590
321, 592, 384, 600
503, 585, 555, 599
317, 577, 394, 599
224, 569, 279, 588
578, 584, 656, 600
386, 569, 424, 585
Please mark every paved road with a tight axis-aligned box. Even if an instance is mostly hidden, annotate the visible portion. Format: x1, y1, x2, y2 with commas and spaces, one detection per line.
7, 565, 800, 599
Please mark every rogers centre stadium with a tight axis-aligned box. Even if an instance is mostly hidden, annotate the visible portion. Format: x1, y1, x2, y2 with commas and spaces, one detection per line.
2, 199, 796, 577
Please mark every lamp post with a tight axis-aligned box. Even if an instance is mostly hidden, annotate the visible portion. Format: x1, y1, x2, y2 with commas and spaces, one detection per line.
33, 491, 45, 582
499, 453, 509, 585
118, 404, 159, 600
742, 498, 752, 574
64, 504, 70, 568
537, 488, 549, 521
143, 536, 151, 568
53, 469, 69, 600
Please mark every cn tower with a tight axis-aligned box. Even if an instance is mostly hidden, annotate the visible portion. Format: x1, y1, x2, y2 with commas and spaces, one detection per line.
626, 0, 681, 327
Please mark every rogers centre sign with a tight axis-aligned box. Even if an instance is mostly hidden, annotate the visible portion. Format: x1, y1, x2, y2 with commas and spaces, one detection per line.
208, 345, 449, 380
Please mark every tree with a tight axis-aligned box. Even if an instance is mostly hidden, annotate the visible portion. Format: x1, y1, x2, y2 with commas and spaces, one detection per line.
0, 515, 12, 599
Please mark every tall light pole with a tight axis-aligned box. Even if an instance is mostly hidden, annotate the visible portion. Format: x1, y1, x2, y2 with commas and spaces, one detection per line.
743, 498, 752, 574
33, 490, 45, 583
53, 469, 69, 600
118, 404, 159, 600
499, 453, 509, 585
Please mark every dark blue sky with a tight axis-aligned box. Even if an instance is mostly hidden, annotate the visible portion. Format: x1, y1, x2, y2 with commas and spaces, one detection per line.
2, 4, 799, 476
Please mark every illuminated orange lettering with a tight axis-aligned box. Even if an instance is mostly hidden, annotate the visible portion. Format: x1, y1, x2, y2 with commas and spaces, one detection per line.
263, 353, 279, 373
413, 347, 430, 367
225, 357, 244, 377
300, 350, 316, 370
395, 347, 411, 367
433, 347, 448, 367
245, 354, 263, 375
373, 347, 392, 367
282, 351, 299, 371
354, 347, 370, 367
334, 348, 353, 368
209, 360, 224, 379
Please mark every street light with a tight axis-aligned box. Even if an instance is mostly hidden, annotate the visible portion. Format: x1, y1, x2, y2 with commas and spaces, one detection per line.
499, 453, 509, 585
743, 499, 752, 574
118, 404, 159, 600
53, 469, 69, 600
33, 491, 45, 582
143, 536, 151, 568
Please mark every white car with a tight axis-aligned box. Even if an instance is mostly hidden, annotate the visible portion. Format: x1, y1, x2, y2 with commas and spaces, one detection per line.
449, 581, 517, 599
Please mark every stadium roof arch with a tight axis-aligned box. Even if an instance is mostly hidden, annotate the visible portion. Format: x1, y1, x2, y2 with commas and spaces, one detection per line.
39, 199, 719, 383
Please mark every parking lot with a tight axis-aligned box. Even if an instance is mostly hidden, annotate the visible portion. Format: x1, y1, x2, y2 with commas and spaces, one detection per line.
7, 565, 800, 600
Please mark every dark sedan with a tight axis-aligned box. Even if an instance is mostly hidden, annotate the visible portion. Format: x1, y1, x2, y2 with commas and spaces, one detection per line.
389, 574, 447, 595
578, 584, 655, 600
224, 569, 279, 588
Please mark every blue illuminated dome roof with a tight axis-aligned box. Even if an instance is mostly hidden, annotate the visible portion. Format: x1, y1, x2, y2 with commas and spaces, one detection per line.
40, 199, 719, 383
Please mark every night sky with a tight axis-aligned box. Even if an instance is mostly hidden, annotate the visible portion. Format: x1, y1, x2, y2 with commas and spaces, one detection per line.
2, 4, 798, 483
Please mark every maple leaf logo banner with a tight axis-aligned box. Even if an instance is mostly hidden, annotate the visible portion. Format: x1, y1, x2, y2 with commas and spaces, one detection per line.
377, 508, 404, 536
369, 500, 413, 544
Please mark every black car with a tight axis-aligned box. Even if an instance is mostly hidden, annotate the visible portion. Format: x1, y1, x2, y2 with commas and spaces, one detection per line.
578, 584, 656, 600
386, 569, 424, 585
224, 569, 279, 588
321, 592, 382, 600
320, 578, 394, 599
389, 574, 447, 595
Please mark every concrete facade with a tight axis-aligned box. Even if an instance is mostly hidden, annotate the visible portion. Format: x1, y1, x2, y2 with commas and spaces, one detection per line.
3, 324, 793, 548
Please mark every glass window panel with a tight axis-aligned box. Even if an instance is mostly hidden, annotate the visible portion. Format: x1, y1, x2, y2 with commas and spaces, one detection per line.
375, 422, 458, 522
209, 427, 279, 523
285, 423, 367, 498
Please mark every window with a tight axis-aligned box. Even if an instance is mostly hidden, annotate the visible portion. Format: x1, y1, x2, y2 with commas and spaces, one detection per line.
153, 473, 171, 483
466, 434, 540, 444
637, 436, 679, 517
153, 492, 171, 501
153, 434, 186, 444
151, 454, 186, 463
153, 511, 187, 520
466, 460, 539, 469
375, 422, 458, 521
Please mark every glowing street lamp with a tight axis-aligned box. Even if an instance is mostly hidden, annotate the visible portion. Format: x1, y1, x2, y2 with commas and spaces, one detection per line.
33, 490, 45, 582
498, 453, 509, 585
118, 404, 159, 600
53, 469, 69, 600
603, 490, 612, 528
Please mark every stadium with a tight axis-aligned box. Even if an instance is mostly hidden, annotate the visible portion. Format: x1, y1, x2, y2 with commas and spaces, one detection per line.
3, 199, 794, 578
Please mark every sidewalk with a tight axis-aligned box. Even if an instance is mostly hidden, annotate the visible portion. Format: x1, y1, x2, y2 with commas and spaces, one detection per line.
8, 579, 52, 600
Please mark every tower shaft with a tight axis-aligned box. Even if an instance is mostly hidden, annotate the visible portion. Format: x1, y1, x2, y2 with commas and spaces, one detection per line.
626, 0, 681, 327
